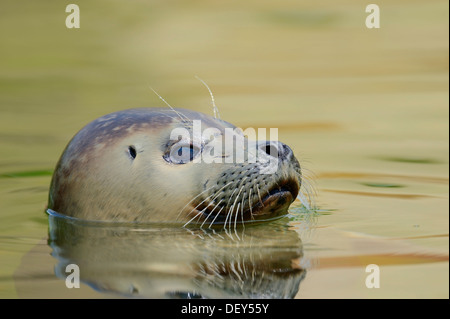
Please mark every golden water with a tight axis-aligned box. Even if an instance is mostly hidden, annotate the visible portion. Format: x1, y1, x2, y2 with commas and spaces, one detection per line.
0, 0, 448, 298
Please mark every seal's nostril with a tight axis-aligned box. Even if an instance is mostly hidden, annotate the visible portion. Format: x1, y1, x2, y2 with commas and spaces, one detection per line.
261, 142, 279, 158
259, 141, 293, 160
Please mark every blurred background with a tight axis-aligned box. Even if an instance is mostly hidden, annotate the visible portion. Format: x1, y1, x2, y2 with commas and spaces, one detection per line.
0, 0, 448, 298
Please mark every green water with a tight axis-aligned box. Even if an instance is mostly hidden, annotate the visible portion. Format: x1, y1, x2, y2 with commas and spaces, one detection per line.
0, 0, 448, 298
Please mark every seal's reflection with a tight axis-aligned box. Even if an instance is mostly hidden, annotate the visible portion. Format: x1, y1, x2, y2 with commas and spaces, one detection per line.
48, 215, 306, 298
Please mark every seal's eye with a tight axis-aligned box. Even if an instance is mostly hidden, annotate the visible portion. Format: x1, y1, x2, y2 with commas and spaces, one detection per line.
128, 146, 137, 159
167, 144, 200, 164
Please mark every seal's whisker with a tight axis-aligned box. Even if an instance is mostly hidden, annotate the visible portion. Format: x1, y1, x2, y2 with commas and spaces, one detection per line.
176, 184, 218, 221
234, 202, 241, 231
295, 168, 317, 184
225, 188, 238, 210
229, 201, 239, 230
298, 192, 313, 210
149, 87, 191, 123
248, 188, 254, 220
299, 185, 313, 207
302, 178, 317, 199
295, 176, 317, 210
256, 185, 263, 206
294, 170, 317, 208
299, 166, 317, 181
296, 168, 317, 194
227, 195, 239, 230
195, 76, 221, 120
183, 206, 209, 227
223, 186, 240, 228
224, 203, 234, 229
228, 178, 248, 230
304, 179, 318, 200
183, 192, 218, 224
241, 193, 245, 226
304, 189, 317, 210
240, 194, 246, 228
198, 184, 231, 228
208, 206, 224, 229
200, 199, 223, 228
177, 181, 234, 222
182, 207, 207, 228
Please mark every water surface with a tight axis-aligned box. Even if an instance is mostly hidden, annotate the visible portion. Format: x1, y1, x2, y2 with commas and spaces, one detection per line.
0, 0, 448, 298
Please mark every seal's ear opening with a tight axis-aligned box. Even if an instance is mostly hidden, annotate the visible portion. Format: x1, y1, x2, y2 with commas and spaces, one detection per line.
128, 146, 137, 159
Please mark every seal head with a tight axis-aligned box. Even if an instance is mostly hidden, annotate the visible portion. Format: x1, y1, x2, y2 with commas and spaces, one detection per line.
48, 107, 302, 227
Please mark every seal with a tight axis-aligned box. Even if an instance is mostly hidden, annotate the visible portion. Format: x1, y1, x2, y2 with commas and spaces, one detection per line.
48, 107, 303, 228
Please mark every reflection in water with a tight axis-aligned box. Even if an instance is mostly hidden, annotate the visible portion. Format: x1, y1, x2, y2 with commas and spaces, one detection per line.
48, 214, 306, 298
